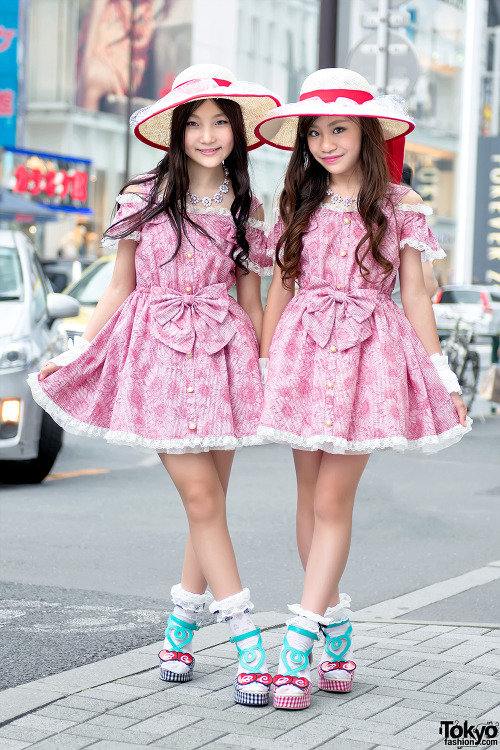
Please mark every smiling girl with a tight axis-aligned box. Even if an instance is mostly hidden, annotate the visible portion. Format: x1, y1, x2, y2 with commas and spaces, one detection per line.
255, 68, 471, 710
29, 64, 280, 707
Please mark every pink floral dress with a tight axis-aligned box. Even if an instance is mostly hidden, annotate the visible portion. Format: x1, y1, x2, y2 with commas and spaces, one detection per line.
259, 184, 472, 454
29, 181, 272, 453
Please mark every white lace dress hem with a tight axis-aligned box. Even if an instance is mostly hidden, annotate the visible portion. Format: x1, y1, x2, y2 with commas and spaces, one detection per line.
257, 419, 472, 455
28, 373, 266, 453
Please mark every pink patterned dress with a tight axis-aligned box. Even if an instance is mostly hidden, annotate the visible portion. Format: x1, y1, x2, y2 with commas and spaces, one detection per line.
29, 181, 272, 453
259, 184, 472, 454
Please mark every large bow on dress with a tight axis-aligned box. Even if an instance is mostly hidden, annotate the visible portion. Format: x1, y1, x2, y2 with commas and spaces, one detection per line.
301, 276, 379, 351
150, 283, 236, 355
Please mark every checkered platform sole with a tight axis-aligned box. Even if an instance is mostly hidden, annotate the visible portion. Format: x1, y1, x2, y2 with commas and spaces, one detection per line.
233, 678, 270, 706
159, 661, 194, 683
317, 664, 355, 693
273, 682, 312, 710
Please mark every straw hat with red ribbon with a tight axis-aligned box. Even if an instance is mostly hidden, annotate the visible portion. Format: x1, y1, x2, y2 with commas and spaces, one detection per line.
255, 68, 415, 182
131, 63, 281, 152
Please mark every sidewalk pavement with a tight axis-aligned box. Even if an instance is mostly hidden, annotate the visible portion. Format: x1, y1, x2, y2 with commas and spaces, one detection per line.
1, 612, 500, 750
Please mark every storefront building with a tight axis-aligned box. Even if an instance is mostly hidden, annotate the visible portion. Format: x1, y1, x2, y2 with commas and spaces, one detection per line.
337, 0, 467, 285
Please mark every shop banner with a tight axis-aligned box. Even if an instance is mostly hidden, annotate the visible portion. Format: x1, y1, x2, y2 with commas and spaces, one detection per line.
0, 0, 19, 148
473, 136, 500, 285
1, 147, 92, 213
77, 0, 192, 113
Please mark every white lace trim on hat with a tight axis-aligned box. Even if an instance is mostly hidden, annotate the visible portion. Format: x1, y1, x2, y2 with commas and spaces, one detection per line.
257, 421, 472, 455
28, 373, 267, 453
395, 203, 433, 215
400, 238, 446, 261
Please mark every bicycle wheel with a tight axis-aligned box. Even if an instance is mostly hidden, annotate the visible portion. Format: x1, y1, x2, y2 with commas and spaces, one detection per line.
458, 351, 480, 411
441, 340, 461, 376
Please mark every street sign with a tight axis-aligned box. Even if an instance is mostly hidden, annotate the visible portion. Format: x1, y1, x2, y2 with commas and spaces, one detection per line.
348, 29, 420, 97
362, 10, 411, 28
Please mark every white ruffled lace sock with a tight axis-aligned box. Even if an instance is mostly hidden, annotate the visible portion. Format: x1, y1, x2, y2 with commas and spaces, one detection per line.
319, 595, 354, 680
276, 614, 320, 696
210, 589, 269, 694
163, 584, 206, 676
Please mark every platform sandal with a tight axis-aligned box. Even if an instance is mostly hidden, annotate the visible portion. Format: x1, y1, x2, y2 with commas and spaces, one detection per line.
273, 623, 319, 710
210, 588, 272, 707
317, 595, 356, 693
159, 613, 199, 682
231, 628, 272, 706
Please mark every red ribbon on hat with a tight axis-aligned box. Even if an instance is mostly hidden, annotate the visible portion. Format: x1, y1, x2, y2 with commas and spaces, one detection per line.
386, 135, 405, 183
174, 78, 232, 90
300, 88, 373, 104
300, 87, 405, 182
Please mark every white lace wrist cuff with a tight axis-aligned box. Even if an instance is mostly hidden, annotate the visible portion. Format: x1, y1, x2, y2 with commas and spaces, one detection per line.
430, 353, 462, 394
170, 583, 208, 613
49, 336, 90, 367
209, 588, 254, 620
258, 358, 269, 385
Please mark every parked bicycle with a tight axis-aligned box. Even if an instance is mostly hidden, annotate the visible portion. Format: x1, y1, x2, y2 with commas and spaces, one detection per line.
440, 316, 480, 410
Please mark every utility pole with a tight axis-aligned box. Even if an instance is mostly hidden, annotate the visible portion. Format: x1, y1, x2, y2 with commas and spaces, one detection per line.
124, 0, 136, 181
318, 0, 338, 68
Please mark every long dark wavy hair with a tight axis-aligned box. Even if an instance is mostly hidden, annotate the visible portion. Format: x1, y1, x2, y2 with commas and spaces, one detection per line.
103, 98, 253, 272
276, 116, 391, 288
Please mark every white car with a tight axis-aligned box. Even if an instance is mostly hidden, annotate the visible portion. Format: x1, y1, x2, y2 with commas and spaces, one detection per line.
432, 285, 500, 335
0, 230, 79, 483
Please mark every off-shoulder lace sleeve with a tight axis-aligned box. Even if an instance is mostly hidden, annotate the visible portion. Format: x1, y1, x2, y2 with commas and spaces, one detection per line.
397, 203, 446, 262
101, 193, 144, 250
244, 217, 273, 276
266, 216, 286, 261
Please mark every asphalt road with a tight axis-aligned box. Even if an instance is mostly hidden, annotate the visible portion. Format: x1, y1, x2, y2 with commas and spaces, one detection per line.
1, 414, 499, 690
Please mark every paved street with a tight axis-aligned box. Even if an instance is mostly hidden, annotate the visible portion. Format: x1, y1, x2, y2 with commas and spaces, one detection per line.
1, 409, 499, 747
1, 413, 500, 691
1, 614, 500, 749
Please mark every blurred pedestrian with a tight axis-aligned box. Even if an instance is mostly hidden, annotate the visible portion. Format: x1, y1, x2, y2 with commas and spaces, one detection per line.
29, 64, 280, 708
256, 68, 471, 711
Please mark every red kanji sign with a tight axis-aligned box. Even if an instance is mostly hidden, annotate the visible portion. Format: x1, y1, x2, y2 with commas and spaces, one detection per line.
12, 165, 89, 203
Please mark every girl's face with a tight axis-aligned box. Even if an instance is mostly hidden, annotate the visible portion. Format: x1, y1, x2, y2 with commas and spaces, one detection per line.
184, 99, 234, 168
306, 116, 362, 180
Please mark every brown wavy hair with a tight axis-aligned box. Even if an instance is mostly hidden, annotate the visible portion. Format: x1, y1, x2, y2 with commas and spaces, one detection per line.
276, 116, 392, 287
102, 98, 253, 272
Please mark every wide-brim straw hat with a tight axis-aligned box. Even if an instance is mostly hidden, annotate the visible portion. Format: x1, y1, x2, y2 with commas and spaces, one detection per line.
131, 63, 281, 151
255, 68, 415, 150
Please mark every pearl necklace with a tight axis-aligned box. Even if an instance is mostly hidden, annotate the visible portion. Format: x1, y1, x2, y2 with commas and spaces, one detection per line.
325, 188, 357, 208
188, 167, 230, 208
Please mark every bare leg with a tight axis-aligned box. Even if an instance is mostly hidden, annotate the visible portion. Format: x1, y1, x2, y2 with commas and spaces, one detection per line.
160, 451, 242, 600
180, 450, 234, 594
293, 449, 322, 569
301, 452, 369, 615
